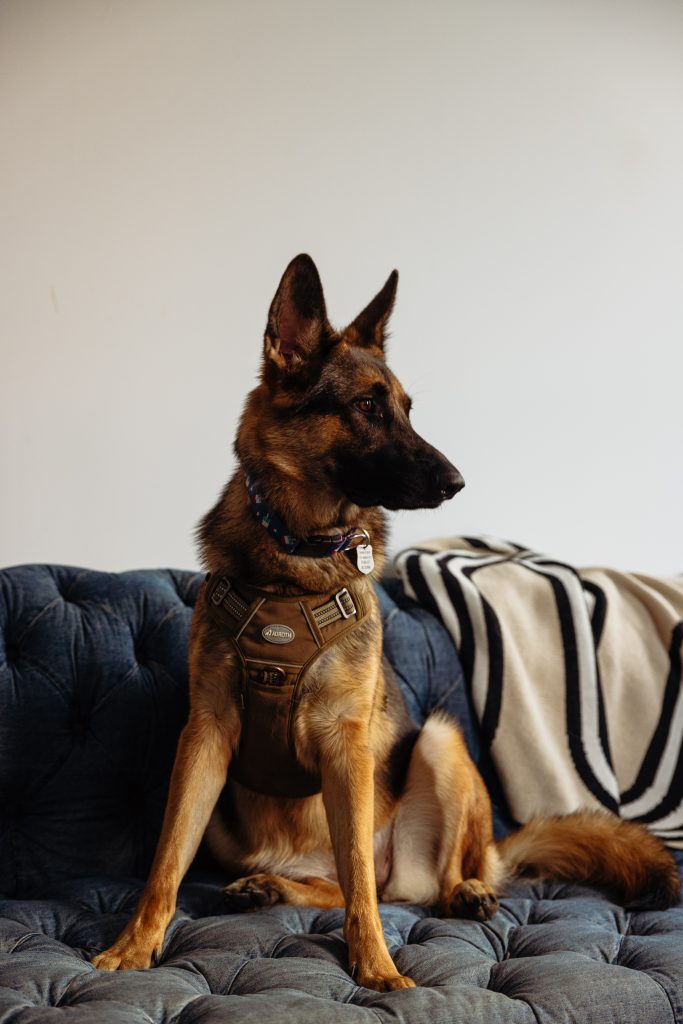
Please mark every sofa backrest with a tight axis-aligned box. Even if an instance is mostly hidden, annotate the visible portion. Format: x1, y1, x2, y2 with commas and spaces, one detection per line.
0, 565, 469, 896
0, 566, 201, 896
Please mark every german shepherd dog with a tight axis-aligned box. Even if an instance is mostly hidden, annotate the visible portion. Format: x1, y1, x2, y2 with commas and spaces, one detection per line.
93, 255, 679, 990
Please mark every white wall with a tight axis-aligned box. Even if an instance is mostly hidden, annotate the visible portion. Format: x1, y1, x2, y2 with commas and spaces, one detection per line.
2, 0, 682, 574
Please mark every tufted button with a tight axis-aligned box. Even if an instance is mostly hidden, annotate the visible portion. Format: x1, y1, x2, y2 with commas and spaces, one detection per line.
53, 580, 75, 603
3, 640, 21, 663
70, 713, 89, 741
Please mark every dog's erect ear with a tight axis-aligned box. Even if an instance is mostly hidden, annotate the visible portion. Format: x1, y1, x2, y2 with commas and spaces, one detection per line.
346, 270, 398, 352
264, 254, 330, 371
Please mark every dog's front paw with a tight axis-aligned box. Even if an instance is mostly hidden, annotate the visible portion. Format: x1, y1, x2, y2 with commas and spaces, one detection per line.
91, 937, 159, 972
223, 873, 283, 911
91, 915, 166, 972
356, 971, 416, 991
446, 878, 499, 921
350, 951, 417, 991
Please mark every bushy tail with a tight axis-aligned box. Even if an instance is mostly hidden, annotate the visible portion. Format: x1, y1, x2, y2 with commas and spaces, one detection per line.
497, 810, 680, 910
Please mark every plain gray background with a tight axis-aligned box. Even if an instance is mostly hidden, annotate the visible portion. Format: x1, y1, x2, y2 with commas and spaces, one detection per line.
2, 0, 682, 573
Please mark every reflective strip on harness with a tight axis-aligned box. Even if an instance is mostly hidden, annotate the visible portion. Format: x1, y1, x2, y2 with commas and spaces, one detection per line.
210, 577, 250, 620
210, 575, 356, 631
312, 588, 356, 628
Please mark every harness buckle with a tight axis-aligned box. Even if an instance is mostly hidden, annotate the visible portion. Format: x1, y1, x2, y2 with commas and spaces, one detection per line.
211, 576, 231, 606
253, 666, 287, 686
335, 588, 356, 620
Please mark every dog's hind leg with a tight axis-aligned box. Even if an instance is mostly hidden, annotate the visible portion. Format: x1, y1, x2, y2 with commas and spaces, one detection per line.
439, 759, 502, 922
382, 713, 500, 921
224, 874, 344, 910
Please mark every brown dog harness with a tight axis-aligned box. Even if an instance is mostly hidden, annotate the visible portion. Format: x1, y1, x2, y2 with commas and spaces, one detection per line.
205, 572, 370, 797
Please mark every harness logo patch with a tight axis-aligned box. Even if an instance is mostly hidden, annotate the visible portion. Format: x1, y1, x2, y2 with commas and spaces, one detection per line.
262, 623, 295, 644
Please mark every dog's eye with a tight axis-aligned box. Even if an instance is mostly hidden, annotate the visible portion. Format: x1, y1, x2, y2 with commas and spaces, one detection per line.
354, 397, 380, 417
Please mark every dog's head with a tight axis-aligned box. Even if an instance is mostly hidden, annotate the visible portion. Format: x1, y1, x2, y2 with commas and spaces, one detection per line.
236, 254, 464, 512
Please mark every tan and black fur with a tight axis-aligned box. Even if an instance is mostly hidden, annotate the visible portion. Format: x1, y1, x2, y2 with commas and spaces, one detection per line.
93, 255, 680, 990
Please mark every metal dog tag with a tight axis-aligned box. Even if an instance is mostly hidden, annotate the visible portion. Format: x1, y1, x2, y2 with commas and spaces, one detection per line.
355, 543, 375, 575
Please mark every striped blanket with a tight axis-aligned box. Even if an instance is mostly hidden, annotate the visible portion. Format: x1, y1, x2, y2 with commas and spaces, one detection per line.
395, 537, 683, 847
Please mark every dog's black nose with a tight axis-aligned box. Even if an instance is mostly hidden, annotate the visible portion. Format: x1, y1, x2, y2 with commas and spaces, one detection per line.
435, 466, 465, 500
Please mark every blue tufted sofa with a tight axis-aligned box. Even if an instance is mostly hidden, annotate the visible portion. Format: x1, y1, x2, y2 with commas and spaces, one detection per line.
1, 564, 682, 1023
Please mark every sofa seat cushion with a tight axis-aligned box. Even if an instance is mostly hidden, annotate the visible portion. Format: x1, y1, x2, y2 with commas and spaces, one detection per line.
1, 872, 682, 1024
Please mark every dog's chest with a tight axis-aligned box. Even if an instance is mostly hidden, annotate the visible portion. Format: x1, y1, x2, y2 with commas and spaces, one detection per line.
208, 800, 395, 890
205, 573, 371, 798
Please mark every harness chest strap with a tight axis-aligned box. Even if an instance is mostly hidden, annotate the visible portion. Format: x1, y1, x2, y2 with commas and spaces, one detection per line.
204, 572, 370, 797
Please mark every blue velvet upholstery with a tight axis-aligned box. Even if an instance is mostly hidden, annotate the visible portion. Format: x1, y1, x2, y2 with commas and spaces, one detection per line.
0, 565, 681, 1023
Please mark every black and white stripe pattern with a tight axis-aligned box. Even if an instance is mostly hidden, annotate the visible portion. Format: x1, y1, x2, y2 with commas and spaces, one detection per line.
396, 538, 683, 846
